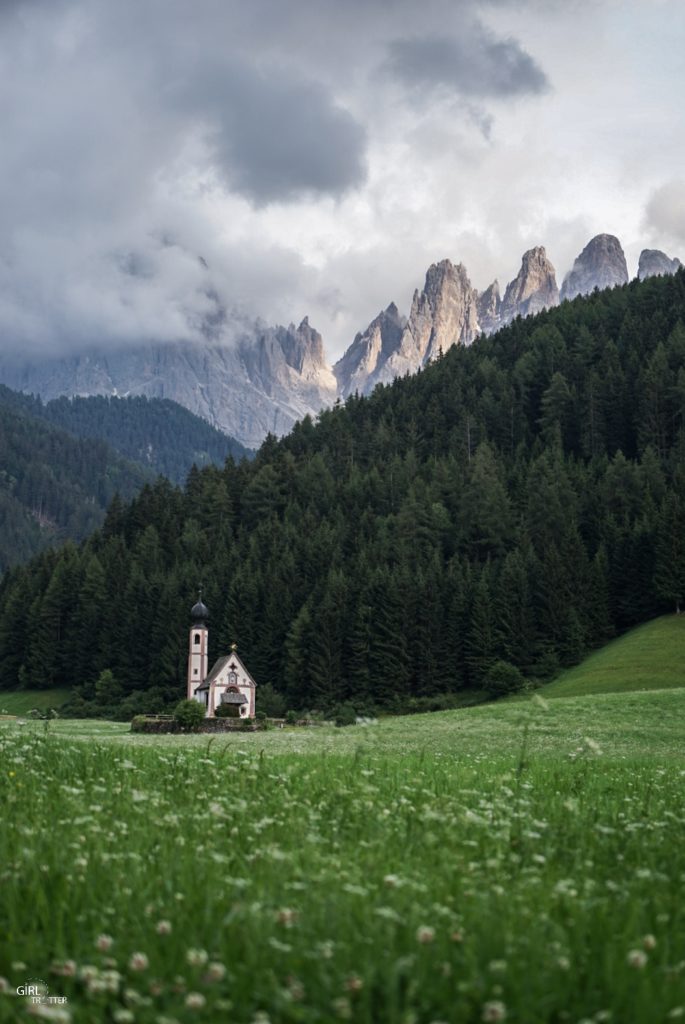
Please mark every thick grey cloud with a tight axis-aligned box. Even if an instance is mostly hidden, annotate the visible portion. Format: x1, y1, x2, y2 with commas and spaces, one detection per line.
385, 22, 549, 99
1, 0, 680, 363
176, 62, 367, 205
644, 180, 685, 248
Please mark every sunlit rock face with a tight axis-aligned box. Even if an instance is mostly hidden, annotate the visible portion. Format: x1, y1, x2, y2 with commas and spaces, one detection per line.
500, 246, 559, 324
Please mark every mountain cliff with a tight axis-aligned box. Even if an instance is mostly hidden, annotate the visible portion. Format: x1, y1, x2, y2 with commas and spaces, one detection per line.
560, 234, 629, 302
333, 303, 406, 399
2, 231, 681, 439
500, 246, 559, 324
0, 320, 336, 450
638, 249, 682, 280
334, 260, 481, 396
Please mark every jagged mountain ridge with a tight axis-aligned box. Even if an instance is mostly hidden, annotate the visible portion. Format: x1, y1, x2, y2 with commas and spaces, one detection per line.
335, 237, 681, 396
0, 236, 681, 439
0, 318, 337, 451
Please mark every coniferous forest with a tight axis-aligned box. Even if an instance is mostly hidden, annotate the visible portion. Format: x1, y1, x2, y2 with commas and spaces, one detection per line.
1, 270, 685, 718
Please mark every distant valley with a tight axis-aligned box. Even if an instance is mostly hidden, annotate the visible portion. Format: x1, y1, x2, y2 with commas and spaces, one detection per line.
0, 388, 249, 569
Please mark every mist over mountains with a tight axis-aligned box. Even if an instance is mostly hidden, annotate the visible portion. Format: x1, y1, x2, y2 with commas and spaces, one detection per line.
0, 234, 680, 448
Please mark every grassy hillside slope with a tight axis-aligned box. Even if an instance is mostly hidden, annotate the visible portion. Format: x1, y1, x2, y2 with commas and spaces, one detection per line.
0, 688, 70, 715
543, 615, 685, 698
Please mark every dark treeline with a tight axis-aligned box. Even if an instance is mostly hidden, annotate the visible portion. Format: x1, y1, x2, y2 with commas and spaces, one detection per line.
1, 270, 685, 718
0, 391, 251, 484
0, 387, 151, 571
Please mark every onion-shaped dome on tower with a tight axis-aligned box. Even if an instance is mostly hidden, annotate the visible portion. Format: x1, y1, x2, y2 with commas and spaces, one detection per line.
190, 592, 209, 626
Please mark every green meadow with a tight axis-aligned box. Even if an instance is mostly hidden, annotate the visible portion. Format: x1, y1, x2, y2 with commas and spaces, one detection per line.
1, 685, 685, 1024
544, 616, 685, 699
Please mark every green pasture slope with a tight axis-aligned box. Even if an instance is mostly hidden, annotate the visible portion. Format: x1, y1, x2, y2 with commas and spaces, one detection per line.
0, 688, 69, 717
1, 689, 685, 1024
544, 614, 685, 698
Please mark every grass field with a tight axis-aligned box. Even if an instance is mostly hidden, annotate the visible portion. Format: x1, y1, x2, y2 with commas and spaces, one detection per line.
0, 688, 69, 717
1, 689, 685, 1023
543, 614, 685, 698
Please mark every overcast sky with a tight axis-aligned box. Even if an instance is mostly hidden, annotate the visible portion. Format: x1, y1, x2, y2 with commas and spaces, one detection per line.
0, 0, 683, 360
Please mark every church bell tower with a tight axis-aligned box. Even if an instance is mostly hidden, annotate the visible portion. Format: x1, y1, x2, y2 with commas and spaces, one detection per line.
187, 592, 209, 700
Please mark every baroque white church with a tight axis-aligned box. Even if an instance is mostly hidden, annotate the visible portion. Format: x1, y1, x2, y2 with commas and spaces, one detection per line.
187, 595, 256, 718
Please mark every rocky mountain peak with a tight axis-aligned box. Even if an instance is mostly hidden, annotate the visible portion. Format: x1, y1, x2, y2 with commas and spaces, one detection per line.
477, 280, 501, 335
333, 301, 406, 398
411, 260, 480, 363
560, 234, 629, 302
638, 249, 682, 280
501, 246, 559, 323
281, 317, 329, 376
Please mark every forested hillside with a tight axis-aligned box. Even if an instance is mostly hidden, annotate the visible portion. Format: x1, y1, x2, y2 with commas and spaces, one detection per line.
1, 270, 684, 718
0, 391, 151, 570
0, 390, 251, 483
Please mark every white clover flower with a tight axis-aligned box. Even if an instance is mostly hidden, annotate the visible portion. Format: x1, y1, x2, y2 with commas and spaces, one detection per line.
186, 949, 208, 967
332, 997, 352, 1020
482, 1001, 507, 1022
128, 952, 149, 972
113, 1011, 135, 1024
627, 949, 648, 969
51, 960, 77, 977
489, 959, 507, 974
276, 908, 298, 927
643, 934, 657, 950
26, 1006, 72, 1022
155, 920, 172, 935
95, 934, 113, 951
416, 925, 435, 944
205, 962, 226, 982
185, 993, 206, 1009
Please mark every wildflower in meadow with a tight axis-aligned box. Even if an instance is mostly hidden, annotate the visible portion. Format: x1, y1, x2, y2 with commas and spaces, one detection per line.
101, 969, 121, 993
626, 949, 648, 969
332, 997, 352, 1019
95, 934, 113, 951
185, 993, 206, 1009
204, 962, 226, 982
383, 873, 404, 888
643, 934, 657, 950
345, 975, 364, 993
276, 907, 298, 927
186, 949, 208, 967
26, 1006, 72, 1022
112, 1010, 135, 1023
488, 960, 507, 974
482, 1001, 507, 1022
50, 959, 77, 977
128, 952, 149, 971
156, 920, 172, 935
416, 925, 435, 944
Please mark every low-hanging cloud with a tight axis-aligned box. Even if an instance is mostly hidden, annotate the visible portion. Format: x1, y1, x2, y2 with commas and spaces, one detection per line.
385, 22, 549, 100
